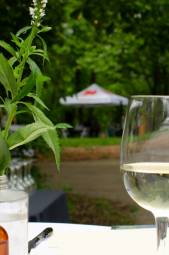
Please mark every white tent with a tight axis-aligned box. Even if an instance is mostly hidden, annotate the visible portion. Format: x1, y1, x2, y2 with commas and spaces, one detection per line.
59, 84, 128, 106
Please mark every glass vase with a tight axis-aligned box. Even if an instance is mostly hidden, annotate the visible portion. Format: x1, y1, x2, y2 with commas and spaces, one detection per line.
0, 175, 28, 255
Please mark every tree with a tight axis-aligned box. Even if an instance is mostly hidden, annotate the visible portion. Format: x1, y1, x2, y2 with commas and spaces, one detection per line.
81, 0, 169, 94
1, 0, 169, 128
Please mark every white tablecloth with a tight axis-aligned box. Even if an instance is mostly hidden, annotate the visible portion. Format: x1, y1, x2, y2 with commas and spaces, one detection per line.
28, 222, 158, 255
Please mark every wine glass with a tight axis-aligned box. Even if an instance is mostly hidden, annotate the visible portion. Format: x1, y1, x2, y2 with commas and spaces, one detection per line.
120, 95, 169, 254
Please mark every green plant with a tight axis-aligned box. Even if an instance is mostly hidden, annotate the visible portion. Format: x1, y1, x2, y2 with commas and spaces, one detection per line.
0, 0, 70, 175
60, 137, 121, 147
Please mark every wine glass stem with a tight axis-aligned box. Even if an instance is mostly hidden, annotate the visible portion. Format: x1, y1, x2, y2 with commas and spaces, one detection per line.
155, 217, 169, 254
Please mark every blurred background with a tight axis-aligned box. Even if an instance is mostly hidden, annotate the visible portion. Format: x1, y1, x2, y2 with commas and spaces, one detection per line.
1, 0, 168, 226
1, 0, 169, 129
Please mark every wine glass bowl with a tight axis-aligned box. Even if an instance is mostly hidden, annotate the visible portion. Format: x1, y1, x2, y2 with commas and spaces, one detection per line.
120, 96, 169, 253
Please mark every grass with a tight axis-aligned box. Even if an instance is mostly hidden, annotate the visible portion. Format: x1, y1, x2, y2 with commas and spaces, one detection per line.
67, 193, 137, 226
32, 136, 121, 157
32, 164, 138, 226
60, 137, 121, 148
31, 136, 137, 226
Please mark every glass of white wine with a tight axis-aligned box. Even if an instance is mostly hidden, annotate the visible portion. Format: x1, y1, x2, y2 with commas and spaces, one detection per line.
121, 95, 169, 254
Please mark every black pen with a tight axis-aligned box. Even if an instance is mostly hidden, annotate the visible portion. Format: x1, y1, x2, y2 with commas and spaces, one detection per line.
28, 227, 53, 253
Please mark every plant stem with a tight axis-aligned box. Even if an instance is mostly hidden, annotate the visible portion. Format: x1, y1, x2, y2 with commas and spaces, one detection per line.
1, 168, 6, 176
3, 104, 16, 139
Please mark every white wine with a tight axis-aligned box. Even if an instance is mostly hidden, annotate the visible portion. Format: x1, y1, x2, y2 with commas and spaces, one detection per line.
121, 162, 169, 216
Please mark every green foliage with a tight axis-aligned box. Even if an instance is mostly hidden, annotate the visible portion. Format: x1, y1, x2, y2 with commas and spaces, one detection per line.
7, 121, 56, 150
67, 193, 136, 225
1, 0, 169, 132
0, 134, 11, 175
60, 137, 121, 148
25, 103, 69, 170
0, 53, 17, 97
0, 0, 69, 175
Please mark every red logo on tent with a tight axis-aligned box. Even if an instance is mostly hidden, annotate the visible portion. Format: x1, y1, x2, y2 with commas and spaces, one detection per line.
83, 90, 97, 95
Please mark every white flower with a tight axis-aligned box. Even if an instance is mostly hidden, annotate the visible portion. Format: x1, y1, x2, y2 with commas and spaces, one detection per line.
29, 7, 35, 19
39, 9, 45, 18
29, 0, 48, 26
33, 0, 37, 4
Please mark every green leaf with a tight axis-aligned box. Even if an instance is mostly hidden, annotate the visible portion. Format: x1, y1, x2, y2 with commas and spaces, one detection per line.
3, 100, 17, 139
0, 40, 16, 57
8, 121, 55, 150
27, 58, 50, 97
43, 130, 60, 171
13, 73, 35, 101
37, 74, 50, 83
36, 74, 50, 96
37, 35, 49, 61
25, 103, 61, 170
19, 29, 36, 57
13, 64, 23, 82
27, 57, 41, 74
38, 26, 52, 33
16, 26, 31, 37
30, 51, 49, 61
37, 35, 47, 52
28, 93, 49, 110
4, 99, 17, 114
11, 33, 22, 47
15, 110, 27, 116
29, 47, 49, 61
0, 53, 17, 97
0, 133, 11, 175
25, 103, 52, 124
8, 57, 18, 67
55, 123, 72, 129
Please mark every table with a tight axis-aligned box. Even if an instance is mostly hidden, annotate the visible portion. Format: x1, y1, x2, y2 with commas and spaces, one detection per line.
28, 223, 158, 255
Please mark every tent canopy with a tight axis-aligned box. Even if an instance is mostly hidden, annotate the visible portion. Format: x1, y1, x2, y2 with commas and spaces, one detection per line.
59, 84, 128, 106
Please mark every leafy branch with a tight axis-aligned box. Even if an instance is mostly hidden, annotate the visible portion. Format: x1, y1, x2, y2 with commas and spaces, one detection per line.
0, 0, 70, 175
